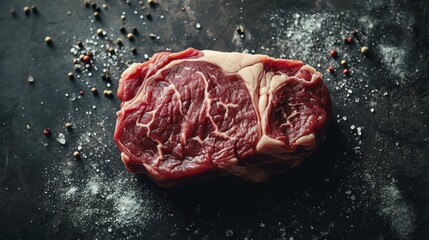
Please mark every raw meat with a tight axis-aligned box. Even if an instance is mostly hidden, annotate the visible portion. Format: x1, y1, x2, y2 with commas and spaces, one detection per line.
114, 48, 332, 187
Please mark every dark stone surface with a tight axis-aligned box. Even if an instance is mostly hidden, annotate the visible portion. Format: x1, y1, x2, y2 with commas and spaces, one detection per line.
0, 0, 428, 239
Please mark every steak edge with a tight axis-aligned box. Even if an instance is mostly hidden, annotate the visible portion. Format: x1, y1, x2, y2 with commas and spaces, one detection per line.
114, 48, 332, 187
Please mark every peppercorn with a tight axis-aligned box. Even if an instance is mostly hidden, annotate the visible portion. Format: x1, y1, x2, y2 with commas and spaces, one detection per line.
91, 87, 98, 94
131, 47, 137, 55
132, 27, 138, 34
330, 49, 338, 57
327, 66, 334, 73
102, 4, 107, 9
77, 41, 84, 48
343, 68, 350, 76
108, 47, 115, 54
82, 55, 91, 62
96, 28, 104, 36
127, 33, 134, 40
120, 26, 126, 34
345, 37, 353, 44
68, 72, 74, 80
65, 122, 73, 129
146, 13, 152, 20
149, 33, 156, 39
93, 11, 100, 19
86, 50, 93, 57
79, 90, 84, 95
91, 3, 97, 10
237, 25, 245, 34
181, 7, 186, 11
45, 36, 53, 45
360, 46, 369, 55
116, 38, 123, 46
352, 30, 359, 37
72, 58, 80, 64
120, 15, 126, 21
85, 64, 91, 69
84, 0, 90, 7
103, 90, 113, 97
148, 0, 156, 7
73, 151, 81, 158
31, 6, 38, 13
24, 6, 31, 15
340, 60, 347, 66
94, 6, 101, 12
43, 128, 51, 136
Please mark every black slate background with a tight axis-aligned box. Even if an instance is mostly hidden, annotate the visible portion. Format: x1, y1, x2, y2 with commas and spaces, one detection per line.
0, 0, 428, 239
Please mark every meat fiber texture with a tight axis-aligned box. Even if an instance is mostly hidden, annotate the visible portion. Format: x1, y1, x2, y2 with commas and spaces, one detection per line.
114, 48, 332, 187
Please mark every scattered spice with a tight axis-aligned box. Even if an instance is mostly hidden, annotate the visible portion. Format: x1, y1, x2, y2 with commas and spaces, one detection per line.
360, 46, 369, 55
24, 6, 31, 15
73, 151, 81, 159
132, 27, 138, 34
108, 47, 115, 54
65, 122, 73, 130
149, 33, 156, 39
45, 36, 53, 45
93, 11, 100, 19
96, 28, 104, 36
68, 72, 74, 80
43, 128, 51, 136
327, 66, 334, 73
120, 15, 126, 21
236, 25, 245, 34
91, 3, 97, 10
330, 49, 338, 57
131, 47, 138, 55
82, 55, 91, 62
85, 64, 91, 69
103, 90, 113, 97
181, 7, 186, 11
102, 4, 108, 9
120, 26, 127, 34
116, 38, 123, 46
340, 59, 347, 66
31, 6, 38, 14
127, 33, 135, 40
146, 13, 152, 20
352, 30, 359, 37
79, 90, 84, 95
345, 37, 354, 44
91, 87, 98, 94
343, 68, 350, 76
72, 58, 79, 64
77, 41, 84, 48
11, 9, 17, 16
84, 0, 90, 7
148, 0, 157, 7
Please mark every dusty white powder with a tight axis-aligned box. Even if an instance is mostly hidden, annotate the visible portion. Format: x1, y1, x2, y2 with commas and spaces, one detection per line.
380, 179, 416, 239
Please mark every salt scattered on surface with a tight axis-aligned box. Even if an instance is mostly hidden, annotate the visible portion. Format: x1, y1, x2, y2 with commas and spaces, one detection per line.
56, 133, 66, 145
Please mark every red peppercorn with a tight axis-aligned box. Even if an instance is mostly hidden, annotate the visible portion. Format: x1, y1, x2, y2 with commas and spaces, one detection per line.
330, 49, 338, 57
79, 90, 84, 95
345, 37, 353, 44
82, 55, 91, 62
43, 128, 51, 136
327, 66, 334, 73
343, 68, 350, 76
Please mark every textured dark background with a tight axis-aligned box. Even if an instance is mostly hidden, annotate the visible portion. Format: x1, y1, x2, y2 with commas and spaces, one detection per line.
0, 0, 428, 239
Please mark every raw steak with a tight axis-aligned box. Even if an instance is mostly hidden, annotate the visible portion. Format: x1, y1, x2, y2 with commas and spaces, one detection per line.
114, 48, 332, 187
